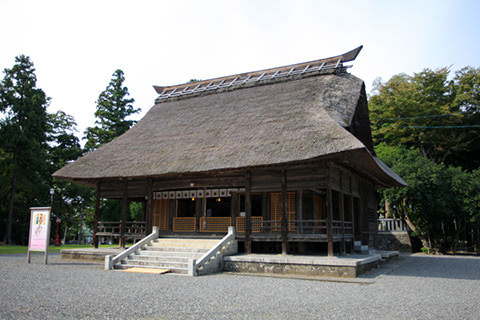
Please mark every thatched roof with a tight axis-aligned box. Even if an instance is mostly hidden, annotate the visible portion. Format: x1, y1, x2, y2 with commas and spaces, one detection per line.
53, 47, 406, 188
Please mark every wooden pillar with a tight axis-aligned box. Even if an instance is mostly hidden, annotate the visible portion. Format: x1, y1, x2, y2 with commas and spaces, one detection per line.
230, 193, 238, 229
119, 181, 128, 249
327, 166, 334, 257
93, 182, 101, 248
146, 178, 153, 234
245, 171, 252, 254
358, 195, 365, 244
195, 198, 202, 232
169, 200, 175, 232
339, 192, 346, 254
350, 195, 355, 250
281, 169, 288, 255
297, 190, 303, 233
339, 170, 345, 255
203, 188, 207, 217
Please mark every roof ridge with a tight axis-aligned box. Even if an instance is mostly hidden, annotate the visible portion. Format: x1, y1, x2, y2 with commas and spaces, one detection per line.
153, 46, 363, 103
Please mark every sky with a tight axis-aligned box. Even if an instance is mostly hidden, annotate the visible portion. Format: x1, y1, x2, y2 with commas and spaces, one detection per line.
1, 0, 479, 142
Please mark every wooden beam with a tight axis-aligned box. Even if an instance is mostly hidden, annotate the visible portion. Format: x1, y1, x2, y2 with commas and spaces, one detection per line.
245, 171, 252, 254
93, 182, 101, 248
119, 181, 128, 248
281, 169, 288, 255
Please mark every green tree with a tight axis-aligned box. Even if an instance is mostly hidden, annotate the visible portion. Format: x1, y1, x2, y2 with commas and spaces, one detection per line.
47, 110, 93, 243
83, 69, 140, 227
370, 68, 479, 167
84, 69, 140, 151
0, 55, 50, 244
370, 67, 480, 253
376, 143, 479, 253
449, 67, 480, 170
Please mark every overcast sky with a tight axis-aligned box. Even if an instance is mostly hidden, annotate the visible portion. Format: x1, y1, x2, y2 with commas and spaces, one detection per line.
1, 0, 479, 142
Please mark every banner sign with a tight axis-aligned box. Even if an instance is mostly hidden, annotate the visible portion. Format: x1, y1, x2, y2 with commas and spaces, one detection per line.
153, 188, 245, 200
28, 207, 51, 264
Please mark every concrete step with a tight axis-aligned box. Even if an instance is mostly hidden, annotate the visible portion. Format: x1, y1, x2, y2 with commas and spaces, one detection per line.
129, 254, 195, 263
112, 237, 219, 274
114, 263, 188, 274
150, 238, 219, 248
123, 259, 188, 269
137, 251, 205, 259
143, 246, 210, 254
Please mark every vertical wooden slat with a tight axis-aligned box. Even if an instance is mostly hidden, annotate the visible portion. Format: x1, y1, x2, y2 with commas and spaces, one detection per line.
93, 182, 100, 249
245, 171, 252, 254
270, 192, 281, 231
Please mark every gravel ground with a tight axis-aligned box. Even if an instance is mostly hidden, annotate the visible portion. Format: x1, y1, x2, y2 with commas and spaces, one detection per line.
1, 253, 479, 320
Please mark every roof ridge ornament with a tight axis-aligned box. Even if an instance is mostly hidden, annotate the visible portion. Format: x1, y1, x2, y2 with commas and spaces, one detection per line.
153, 45, 363, 102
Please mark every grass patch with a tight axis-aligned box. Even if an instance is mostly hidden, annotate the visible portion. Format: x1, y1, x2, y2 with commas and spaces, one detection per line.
0, 243, 120, 255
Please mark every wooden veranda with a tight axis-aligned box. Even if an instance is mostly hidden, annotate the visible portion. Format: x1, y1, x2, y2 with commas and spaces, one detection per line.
91, 158, 379, 257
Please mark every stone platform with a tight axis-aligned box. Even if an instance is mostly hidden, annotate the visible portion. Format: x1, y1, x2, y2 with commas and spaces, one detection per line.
61, 248, 124, 262
62, 247, 398, 278
224, 251, 398, 278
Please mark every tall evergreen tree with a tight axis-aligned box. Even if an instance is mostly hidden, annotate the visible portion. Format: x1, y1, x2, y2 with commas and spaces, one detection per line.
83, 69, 140, 226
0, 55, 50, 244
84, 69, 140, 151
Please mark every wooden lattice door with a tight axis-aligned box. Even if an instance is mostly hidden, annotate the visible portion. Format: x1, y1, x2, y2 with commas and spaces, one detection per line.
152, 199, 170, 231
270, 192, 296, 231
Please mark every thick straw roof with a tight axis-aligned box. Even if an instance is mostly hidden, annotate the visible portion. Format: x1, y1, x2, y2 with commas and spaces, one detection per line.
54, 49, 405, 188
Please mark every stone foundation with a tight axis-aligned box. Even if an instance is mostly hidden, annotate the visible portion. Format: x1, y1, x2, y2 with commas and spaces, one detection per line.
61, 249, 123, 262
224, 254, 381, 278
375, 232, 412, 252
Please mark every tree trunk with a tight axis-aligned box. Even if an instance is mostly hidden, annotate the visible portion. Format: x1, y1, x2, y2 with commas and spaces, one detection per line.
403, 204, 431, 250
4, 147, 18, 244
62, 226, 69, 245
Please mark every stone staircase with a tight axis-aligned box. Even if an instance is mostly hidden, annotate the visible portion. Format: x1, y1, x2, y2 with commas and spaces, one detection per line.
114, 238, 220, 274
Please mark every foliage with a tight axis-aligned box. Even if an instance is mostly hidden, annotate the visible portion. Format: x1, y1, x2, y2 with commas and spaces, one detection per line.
371, 66, 480, 252
83, 69, 141, 224
0, 56, 92, 245
375, 130, 479, 252
370, 67, 480, 168
84, 69, 140, 152
0, 55, 50, 244
46, 110, 94, 242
